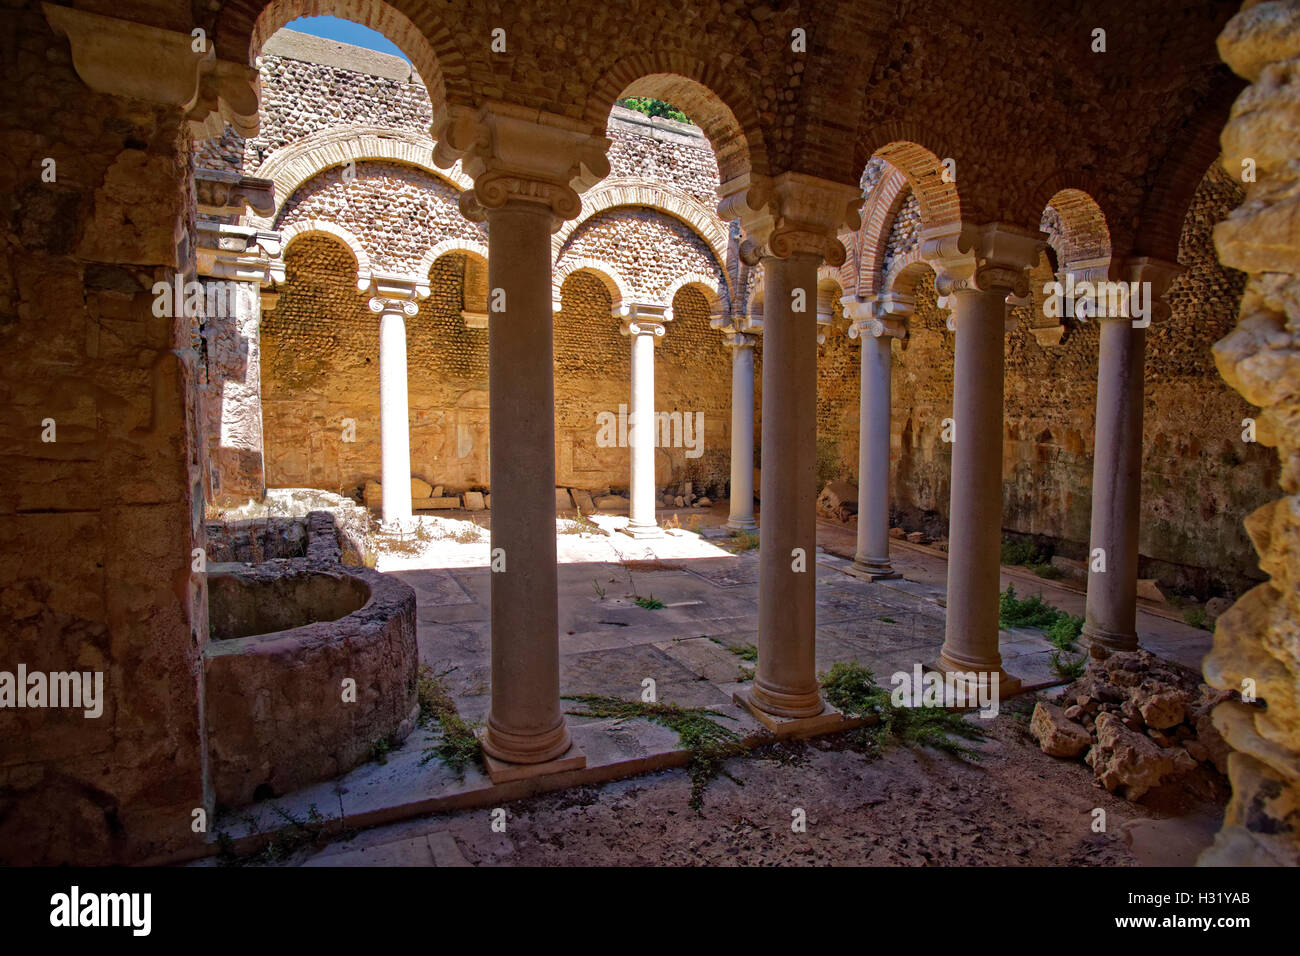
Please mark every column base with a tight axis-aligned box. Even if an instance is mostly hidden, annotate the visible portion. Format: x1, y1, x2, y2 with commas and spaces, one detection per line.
733, 687, 866, 738
480, 717, 574, 767
931, 651, 1022, 700
620, 521, 663, 540
479, 739, 587, 784
846, 557, 900, 582
725, 515, 758, 533
741, 680, 826, 719
1082, 621, 1138, 656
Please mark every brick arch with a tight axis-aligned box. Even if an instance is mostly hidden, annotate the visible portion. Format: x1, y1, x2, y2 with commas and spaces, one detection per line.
855, 124, 962, 228
418, 237, 489, 279
665, 273, 725, 319
1037, 187, 1113, 272
583, 58, 766, 186
1134, 81, 1242, 261
856, 161, 912, 297
219, 0, 468, 129
250, 126, 473, 228
552, 179, 729, 271
278, 219, 373, 291
852, 125, 967, 230
817, 267, 844, 317
554, 258, 632, 314
883, 253, 932, 300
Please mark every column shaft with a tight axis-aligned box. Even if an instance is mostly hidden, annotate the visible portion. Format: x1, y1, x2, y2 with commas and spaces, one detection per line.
727, 338, 757, 531
752, 252, 824, 717
379, 309, 412, 524
482, 201, 569, 764
1084, 318, 1146, 651
854, 333, 896, 575
626, 327, 660, 537
938, 288, 1017, 691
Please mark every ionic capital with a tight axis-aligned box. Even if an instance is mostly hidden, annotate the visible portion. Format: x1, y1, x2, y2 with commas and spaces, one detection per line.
924, 221, 1046, 299
366, 273, 427, 316
724, 330, 758, 351
368, 297, 418, 318
433, 103, 610, 226
616, 301, 671, 337
720, 172, 861, 268
843, 293, 912, 340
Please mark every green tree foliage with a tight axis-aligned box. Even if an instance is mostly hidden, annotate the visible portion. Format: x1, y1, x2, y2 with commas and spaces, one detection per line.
617, 96, 692, 125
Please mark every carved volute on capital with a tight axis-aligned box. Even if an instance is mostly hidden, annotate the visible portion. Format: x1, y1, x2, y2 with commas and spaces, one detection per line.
843, 294, 911, 341
616, 301, 671, 338
922, 222, 1046, 300
368, 297, 419, 317
719, 172, 861, 268
432, 103, 611, 227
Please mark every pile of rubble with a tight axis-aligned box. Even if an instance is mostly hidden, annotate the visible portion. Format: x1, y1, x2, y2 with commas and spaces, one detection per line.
1030, 649, 1234, 800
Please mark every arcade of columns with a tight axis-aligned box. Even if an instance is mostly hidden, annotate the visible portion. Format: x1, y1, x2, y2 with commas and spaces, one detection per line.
24, 0, 1300, 865
199, 113, 1187, 758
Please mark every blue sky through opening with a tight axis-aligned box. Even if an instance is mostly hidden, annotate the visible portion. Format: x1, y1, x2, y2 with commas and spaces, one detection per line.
283, 16, 411, 62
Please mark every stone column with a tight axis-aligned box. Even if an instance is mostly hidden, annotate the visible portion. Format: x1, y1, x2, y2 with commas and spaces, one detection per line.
1083, 258, 1180, 653
844, 293, 912, 580
434, 105, 609, 774
720, 172, 862, 729
368, 281, 422, 525
619, 303, 670, 538
926, 223, 1044, 697
725, 329, 758, 532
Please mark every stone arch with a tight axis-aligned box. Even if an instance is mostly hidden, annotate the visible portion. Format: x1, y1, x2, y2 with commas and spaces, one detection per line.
856, 127, 962, 229
584, 58, 765, 185
1035, 186, 1113, 273
250, 127, 472, 227
418, 237, 489, 280
278, 219, 373, 291
817, 268, 844, 323
421, 238, 491, 327
552, 179, 729, 271
883, 257, 934, 300
219, 0, 467, 131
665, 273, 725, 319
856, 161, 912, 297
554, 258, 633, 314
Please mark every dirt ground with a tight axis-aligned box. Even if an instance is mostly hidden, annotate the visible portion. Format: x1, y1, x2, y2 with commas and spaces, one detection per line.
288, 693, 1228, 867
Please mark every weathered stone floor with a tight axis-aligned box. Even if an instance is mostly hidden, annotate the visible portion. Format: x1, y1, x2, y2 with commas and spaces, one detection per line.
202, 504, 1214, 865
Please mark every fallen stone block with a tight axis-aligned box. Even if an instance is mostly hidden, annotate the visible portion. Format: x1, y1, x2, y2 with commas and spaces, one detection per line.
555, 488, 573, 511
1135, 688, 1185, 730
1085, 712, 1177, 800
817, 480, 858, 514
594, 495, 626, 511
570, 489, 595, 512
1030, 701, 1092, 758
464, 491, 486, 511
411, 477, 433, 499
1135, 579, 1169, 603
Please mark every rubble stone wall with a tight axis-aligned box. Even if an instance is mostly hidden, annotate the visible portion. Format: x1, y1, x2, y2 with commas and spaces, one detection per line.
0, 0, 210, 865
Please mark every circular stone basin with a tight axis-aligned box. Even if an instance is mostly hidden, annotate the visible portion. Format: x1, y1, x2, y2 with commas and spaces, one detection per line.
207, 570, 369, 642
203, 562, 418, 808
